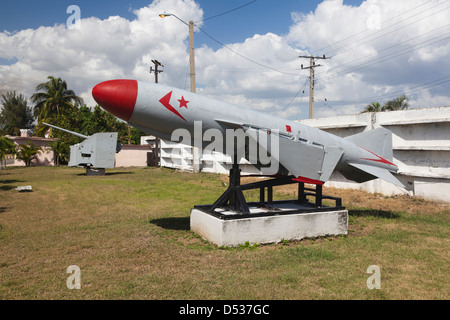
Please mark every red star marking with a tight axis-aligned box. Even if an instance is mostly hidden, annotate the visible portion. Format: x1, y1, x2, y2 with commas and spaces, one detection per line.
159, 91, 187, 122
178, 96, 189, 109
286, 125, 292, 133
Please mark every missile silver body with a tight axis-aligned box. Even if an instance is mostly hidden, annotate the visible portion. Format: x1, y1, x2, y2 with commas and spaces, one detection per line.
92, 79, 403, 187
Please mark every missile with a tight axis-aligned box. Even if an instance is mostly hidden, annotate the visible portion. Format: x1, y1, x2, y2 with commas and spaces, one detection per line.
92, 79, 404, 187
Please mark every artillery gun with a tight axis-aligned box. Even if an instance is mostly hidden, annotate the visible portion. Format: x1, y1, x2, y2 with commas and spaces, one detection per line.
43, 122, 121, 175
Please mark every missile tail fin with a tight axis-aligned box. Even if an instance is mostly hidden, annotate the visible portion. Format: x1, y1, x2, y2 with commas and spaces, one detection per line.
345, 128, 394, 163
348, 163, 404, 187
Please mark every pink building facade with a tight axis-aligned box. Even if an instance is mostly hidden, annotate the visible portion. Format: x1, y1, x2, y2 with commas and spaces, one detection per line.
5, 129, 57, 166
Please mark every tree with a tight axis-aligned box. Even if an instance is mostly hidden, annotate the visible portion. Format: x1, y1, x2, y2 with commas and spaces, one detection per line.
60, 105, 145, 145
0, 137, 16, 169
361, 95, 409, 113
383, 95, 409, 111
16, 142, 42, 167
48, 140, 69, 166
362, 102, 382, 113
31, 76, 84, 134
0, 91, 34, 136
43, 104, 146, 165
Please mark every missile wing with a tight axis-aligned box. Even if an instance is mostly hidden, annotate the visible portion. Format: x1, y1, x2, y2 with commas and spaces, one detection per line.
92, 79, 404, 188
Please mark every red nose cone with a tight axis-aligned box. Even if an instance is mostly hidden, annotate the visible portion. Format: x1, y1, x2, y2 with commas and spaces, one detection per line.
92, 80, 138, 122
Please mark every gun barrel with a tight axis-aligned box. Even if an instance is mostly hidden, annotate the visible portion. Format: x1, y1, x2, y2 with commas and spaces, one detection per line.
43, 122, 89, 139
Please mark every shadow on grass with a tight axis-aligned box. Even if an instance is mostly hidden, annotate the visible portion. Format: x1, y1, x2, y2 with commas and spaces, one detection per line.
0, 179, 25, 191
75, 171, 135, 176
0, 185, 16, 191
0, 179, 24, 184
105, 172, 135, 176
150, 217, 190, 231
349, 209, 400, 219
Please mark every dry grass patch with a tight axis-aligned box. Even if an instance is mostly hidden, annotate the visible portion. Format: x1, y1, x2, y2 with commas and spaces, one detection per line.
0, 167, 448, 300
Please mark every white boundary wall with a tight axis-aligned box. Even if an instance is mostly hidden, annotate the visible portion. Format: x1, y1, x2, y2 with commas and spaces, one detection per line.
298, 106, 450, 203
160, 106, 450, 203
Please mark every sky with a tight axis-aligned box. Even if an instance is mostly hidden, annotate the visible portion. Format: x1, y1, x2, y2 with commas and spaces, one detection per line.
0, 0, 449, 120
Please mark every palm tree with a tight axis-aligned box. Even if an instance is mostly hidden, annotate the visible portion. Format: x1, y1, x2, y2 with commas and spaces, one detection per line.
49, 140, 69, 166
362, 95, 410, 113
383, 95, 409, 111
0, 137, 16, 169
16, 142, 42, 167
362, 102, 382, 113
31, 76, 83, 134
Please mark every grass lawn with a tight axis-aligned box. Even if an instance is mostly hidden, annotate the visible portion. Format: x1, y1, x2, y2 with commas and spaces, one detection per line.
0, 166, 448, 300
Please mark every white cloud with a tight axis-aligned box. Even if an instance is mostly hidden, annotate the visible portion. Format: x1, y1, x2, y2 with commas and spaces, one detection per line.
0, 0, 203, 107
0, 0, 448, 120
286, 0, 450, 115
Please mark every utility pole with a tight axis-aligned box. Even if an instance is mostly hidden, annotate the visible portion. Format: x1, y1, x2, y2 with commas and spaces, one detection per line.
150, 59, 164, 84
188, 20, 200, 173
159, 14, 196, 92
189, 20, 196, 93
149, 59, 164, 167
300, 55, 330, 119
159, 13, 199, 172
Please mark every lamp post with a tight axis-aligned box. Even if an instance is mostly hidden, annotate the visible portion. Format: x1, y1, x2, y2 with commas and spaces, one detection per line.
160, 13, 200, 173
159, 13, 196, 93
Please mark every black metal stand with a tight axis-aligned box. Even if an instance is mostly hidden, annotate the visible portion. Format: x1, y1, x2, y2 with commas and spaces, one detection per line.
205, 155, 343, 217
210, 157, 250, 214
86, 167, 106, 176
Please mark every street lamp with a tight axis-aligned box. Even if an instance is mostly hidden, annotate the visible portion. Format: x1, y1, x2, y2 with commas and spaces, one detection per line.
160, 12, 199, 173
159, 13, 196, 93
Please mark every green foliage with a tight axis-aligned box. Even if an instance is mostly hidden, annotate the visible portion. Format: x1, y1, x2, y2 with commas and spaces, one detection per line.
42, 104, 146, 164
362, 95, 409, 113
26, 75, 146, 164
31, 76, 84, 128
0, 91, 34, 135
0, 137, 16, 167
363, 102, 382, 113
0, 75, 148, 165
383, 95, 409, 111
16, 142, 42, 167
48, 139, 70, 166
219, 241, 261, 250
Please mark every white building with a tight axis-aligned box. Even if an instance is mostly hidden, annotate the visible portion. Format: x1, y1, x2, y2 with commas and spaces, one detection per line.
299, 106, 450, 203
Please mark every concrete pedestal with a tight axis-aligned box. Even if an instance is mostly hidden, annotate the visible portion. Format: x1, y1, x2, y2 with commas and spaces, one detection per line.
190, 203, 348, 247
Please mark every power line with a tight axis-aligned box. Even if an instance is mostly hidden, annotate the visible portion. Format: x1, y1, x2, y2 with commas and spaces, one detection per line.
149, 59, 164, 83
165, 63, 301, 74
196, 0, 257, 23
278, 77, 309, 118
313, 0, 435, 55
326, 75, 450, 106
299, 55, 330, 118
318, 33, 450, 83
327, 23, 450, 73
195, 24, 300, 76
341, 35, 450, 75
316, 0, 445, 57
316, 79, 337, 113
326, 3, 449, 60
